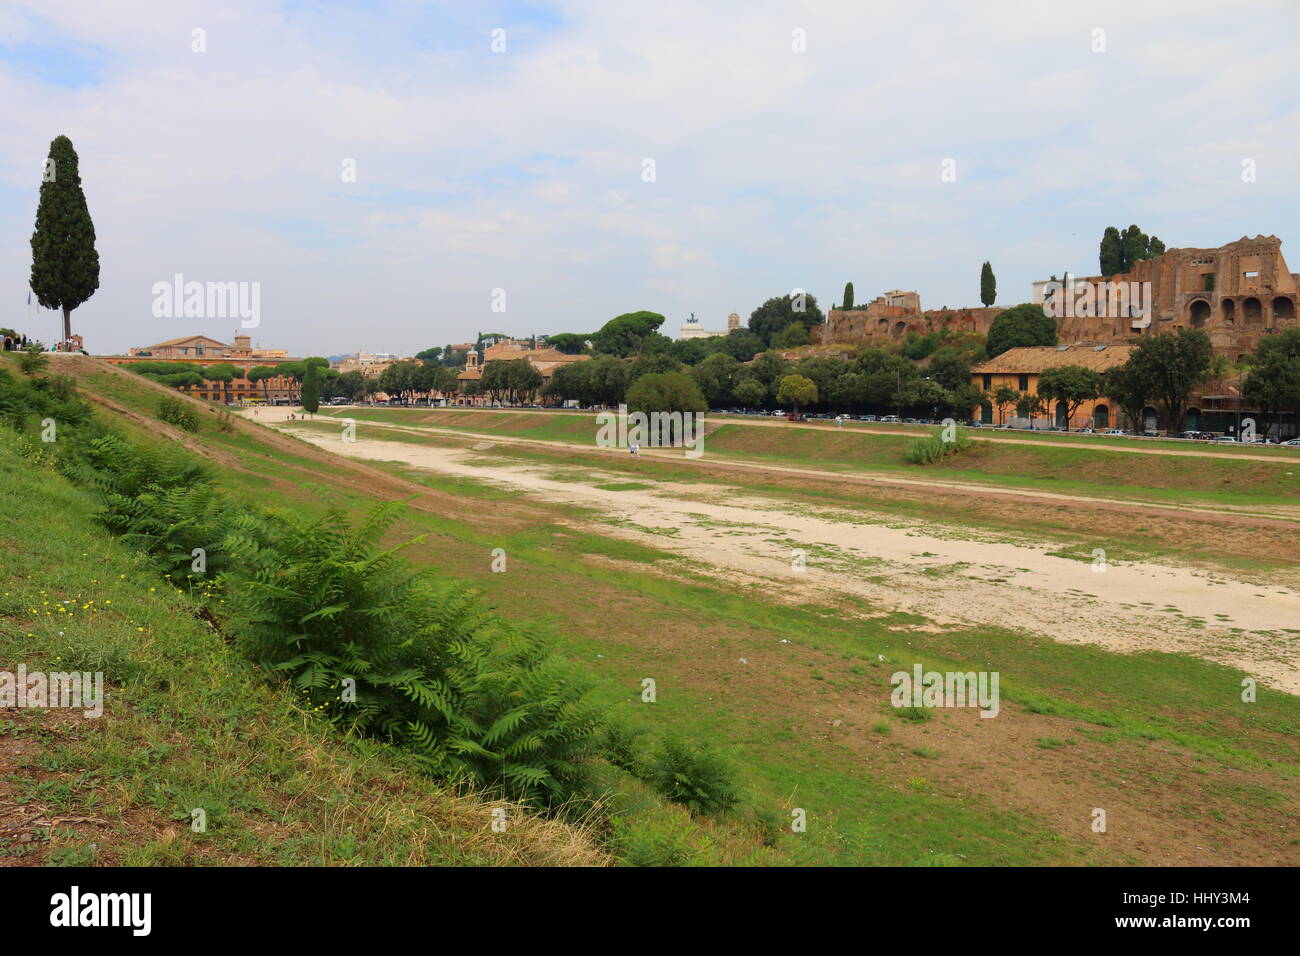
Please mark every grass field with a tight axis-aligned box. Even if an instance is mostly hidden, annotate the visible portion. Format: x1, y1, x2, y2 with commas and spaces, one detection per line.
5, 358, 1298, 866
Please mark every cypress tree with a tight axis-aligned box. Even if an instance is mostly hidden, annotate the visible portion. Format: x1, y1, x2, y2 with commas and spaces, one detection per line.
1099, 226, 1122, 275
843, 281, 855, 310
301, 362, 321, 413
30, 136, 100, 344
980, 261, 996, 307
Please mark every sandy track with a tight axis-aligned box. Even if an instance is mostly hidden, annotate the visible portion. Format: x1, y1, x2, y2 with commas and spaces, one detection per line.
297, 401, 1300, 464
263, 412, 1300, 694
259, 409, 1299, 522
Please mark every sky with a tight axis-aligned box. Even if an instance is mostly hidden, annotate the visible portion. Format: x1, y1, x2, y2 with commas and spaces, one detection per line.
2, 0, 1298, 357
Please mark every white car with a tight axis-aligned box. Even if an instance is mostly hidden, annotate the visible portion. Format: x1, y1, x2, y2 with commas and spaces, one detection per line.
1282, 439, 1300, 447
1104, 429, 1126, 436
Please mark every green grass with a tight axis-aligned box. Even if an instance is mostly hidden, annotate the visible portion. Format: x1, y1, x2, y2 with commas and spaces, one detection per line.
16, 361, 1300, 865
0, 432, 603, 866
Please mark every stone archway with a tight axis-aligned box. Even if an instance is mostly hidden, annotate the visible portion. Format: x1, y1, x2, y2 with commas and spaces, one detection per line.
1093, 404, 1110, 429
1272, 296, 1295, 325
1141, 406, 1159, 434
893, 321, 907, 335
877, 318, 889, 334
1221, 298, 1236, 325
1188, 299, 1211, 328
1243, 297, 1263, 325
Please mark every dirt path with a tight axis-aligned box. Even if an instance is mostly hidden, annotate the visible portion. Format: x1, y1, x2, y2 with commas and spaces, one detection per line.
258, 408, 1299, 522
306, 401, 1300, 463
267, 415, 1300, 695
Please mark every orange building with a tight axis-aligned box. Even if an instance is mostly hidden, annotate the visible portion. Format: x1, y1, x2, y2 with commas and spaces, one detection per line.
970, 344, 1137, 430
102, 334, 300, 404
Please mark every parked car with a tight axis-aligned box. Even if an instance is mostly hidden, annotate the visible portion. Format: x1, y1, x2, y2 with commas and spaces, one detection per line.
862, 414, 877, 422
1213, 435, 1237, 442
1282, 439, 1300, 447
1104, 428, 1126, 436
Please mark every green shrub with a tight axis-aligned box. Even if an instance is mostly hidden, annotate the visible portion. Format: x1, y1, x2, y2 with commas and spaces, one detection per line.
220, 502, 604, 807
157, 395, 200, 432
609, 809, 714, 866
17, 345, 49, 376
75, 435, 232, 581
601, 720, 651, 779
648, 736, 739, 815
904, 431, 973, 465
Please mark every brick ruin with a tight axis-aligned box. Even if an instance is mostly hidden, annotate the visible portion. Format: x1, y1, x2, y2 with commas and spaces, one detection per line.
815, 304, 1003, 345
814, 235, 1300, 357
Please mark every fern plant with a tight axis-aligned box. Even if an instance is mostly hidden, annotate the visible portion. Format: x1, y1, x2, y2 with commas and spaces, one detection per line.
220, 502, 604, 807
75, 435, 232, 580
649, 736, 739, 815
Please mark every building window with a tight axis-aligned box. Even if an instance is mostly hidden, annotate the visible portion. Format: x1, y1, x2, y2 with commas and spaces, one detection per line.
982, 374, 992, 389
1018, 374, 1029, 391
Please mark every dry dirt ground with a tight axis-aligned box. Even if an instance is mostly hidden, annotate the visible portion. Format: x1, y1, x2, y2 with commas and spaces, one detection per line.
256, 409, 1300, 696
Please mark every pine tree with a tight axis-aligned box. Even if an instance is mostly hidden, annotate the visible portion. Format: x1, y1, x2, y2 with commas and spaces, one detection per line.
30, 136, 100, 344
843, 281, 855, 310
979, 262, 996, 307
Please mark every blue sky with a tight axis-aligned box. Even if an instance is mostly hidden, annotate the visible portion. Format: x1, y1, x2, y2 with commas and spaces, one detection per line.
2, 0, 1299, 356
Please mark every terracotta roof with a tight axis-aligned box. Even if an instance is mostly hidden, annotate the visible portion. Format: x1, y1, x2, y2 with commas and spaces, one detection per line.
142, 335, 231, 349
528, 349, 589, 363
972, 344, 1136, 374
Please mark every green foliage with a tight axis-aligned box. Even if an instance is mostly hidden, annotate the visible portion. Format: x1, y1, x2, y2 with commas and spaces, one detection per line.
1101, 224, 1164, 274
772, 322, 810, 349
842, 281, 854, 311
1242, 327, 1300, 421
625, 371, 707, 416
591, 311, 665, 358
1036, 364, 1103, 426
543, 333, 590, 355
749, 293, 825, 346
985, 303, 1057, 358
301, 362, 321, 413
733, 378, 766, 409
776, 374, 817, 411
601, 720, 651, 779
480, 358, 543, 404
649, 736, 739, 815
30, 135, 100, 339
1124, 328, 1213, 433
221, 503, 604, 807
905, 431, 974, 465
18, 345, 49, 376
0, 365, 97, 453
610, 811, 704, 866
75, 434, 231, 580
157, 395, 200, 432
980, 261, 996, 307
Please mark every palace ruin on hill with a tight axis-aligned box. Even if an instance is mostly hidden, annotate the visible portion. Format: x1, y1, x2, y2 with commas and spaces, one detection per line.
815, 235, 1300, 357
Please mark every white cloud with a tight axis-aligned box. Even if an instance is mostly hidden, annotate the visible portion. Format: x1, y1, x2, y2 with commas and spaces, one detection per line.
1, 0, 1298, 354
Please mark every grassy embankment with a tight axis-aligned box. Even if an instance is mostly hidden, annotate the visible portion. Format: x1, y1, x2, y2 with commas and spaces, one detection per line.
0, 424, 603, 866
